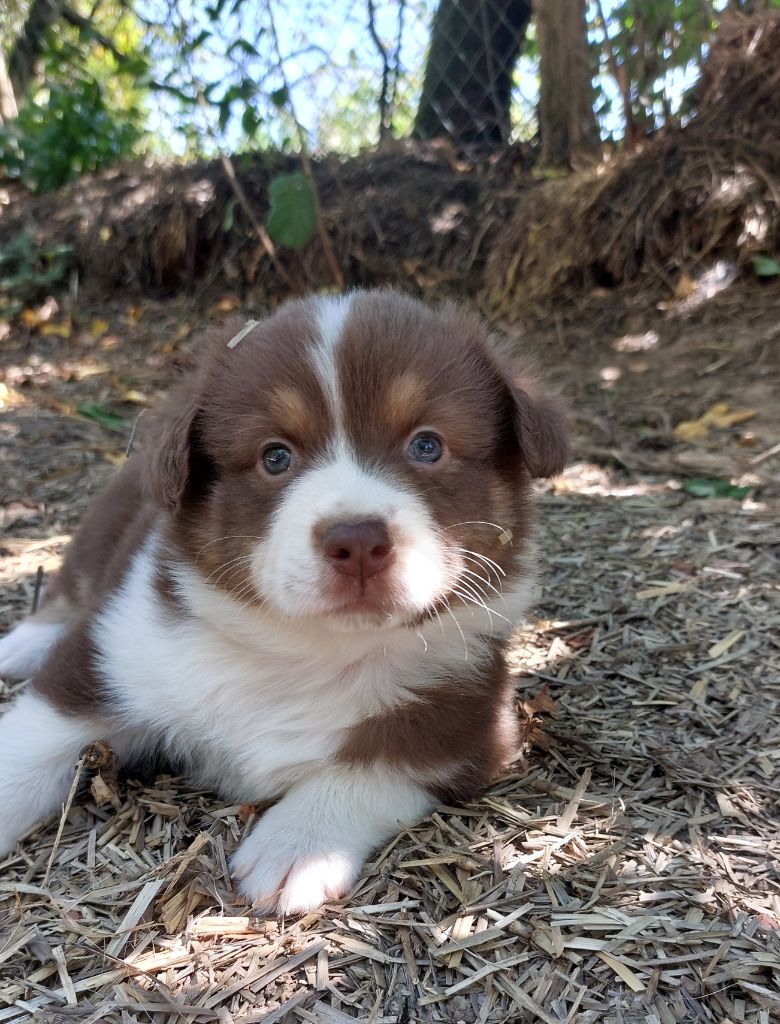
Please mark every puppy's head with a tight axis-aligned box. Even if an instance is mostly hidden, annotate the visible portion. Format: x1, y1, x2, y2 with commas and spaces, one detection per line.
147, 291, 567, 629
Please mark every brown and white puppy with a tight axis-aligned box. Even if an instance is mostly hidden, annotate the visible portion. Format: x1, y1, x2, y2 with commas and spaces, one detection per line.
0, 290, 567, 914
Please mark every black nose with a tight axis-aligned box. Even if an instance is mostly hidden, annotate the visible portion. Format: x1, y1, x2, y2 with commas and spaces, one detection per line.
321, 520, 395, 579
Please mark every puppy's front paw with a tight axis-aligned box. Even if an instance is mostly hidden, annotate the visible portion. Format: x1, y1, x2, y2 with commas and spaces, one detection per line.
231, 824, 361, 915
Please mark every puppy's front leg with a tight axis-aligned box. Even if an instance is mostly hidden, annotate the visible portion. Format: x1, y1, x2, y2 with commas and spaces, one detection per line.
231, 766, 434, 915
0, 690, 102, 856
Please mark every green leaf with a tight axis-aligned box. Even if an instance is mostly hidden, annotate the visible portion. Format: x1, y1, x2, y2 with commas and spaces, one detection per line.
752, 254, 780, 277
183, 30, 212, 56
241, 105, 261, 136
682, 479, 751, 500
229, 38, 260, 58
270, 86, 289, 109
76, 404, 128, 433
265, 172, 316, 249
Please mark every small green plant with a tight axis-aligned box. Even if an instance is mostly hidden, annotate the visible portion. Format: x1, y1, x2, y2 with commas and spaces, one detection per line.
0, 235, 74, 316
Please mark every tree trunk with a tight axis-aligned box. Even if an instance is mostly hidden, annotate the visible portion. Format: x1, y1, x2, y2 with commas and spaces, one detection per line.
0, 51, 18, 123
8, 0, 67, 100
535, 0, 601, 167
414, 0, 532, 147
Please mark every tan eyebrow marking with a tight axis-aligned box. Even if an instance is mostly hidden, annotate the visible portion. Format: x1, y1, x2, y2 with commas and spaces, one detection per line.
384, 371, 427, 426
268, 385, 312, 440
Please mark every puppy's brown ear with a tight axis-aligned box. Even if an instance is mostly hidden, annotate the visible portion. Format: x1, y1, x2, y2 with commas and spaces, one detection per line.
143, 390, 204, 511
512, 385, 569, 479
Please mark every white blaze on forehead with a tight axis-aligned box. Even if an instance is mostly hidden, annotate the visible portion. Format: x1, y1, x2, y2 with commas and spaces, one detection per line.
311, 293, 354, 437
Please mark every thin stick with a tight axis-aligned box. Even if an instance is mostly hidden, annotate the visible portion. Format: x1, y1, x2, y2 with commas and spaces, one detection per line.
43, 754, 87, 886
31, 565, 44, 614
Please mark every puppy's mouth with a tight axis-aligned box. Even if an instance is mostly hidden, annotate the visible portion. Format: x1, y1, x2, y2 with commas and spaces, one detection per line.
321, 574, 399, 620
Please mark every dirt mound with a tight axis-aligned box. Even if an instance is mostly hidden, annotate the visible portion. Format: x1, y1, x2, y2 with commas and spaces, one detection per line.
485, 11, 780, 312
0, 144, 515, 303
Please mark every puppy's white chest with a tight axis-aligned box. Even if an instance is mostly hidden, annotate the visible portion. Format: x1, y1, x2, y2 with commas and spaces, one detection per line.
93, 543, 417, 800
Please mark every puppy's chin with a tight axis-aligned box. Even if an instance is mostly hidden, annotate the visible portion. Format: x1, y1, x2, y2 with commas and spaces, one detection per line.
249, 571, 438, 632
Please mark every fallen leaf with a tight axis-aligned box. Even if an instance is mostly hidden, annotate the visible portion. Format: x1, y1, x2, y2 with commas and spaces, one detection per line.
674, 403, 756, 442
673, 272, 696, 300
76, 403, 128, 432
127, 305, 144, 324
523, 684, 558, 716
90, 318, 110, 339
682, 479, 751, 500
40, 321, 72, 338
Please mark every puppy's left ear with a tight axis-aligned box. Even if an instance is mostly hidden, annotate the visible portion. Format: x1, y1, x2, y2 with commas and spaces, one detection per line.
141, 384, 206, 512
512, 383, 569, 479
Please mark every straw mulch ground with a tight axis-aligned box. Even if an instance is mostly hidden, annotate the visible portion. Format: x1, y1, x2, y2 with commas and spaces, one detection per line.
0, 285, 778, 1022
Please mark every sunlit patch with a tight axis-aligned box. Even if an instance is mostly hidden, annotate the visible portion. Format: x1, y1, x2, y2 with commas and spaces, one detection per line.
712, 170, 756, 204
430, 202, 467, 234
276, 851, 356, 915
613, 330, 659, 353
552, 463, 675, 499
599, 365, 621, 388
398, 542, 451, 608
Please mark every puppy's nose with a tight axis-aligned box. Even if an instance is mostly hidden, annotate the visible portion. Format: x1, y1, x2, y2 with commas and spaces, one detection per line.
321, 520, 394, 579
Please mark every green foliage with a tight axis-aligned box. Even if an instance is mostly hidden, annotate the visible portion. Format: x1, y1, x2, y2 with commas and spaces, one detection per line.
0, 4, 148, 192
0, 235, 73, 315
595, 0, 719, 134
0, 77, 143, 192
265, 172, 316, 249
751, 254, 780, 277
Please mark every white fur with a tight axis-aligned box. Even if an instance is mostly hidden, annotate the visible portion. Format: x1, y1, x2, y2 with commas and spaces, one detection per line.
230, 765, 433, 913
251, 449, 455, 624
0, 619, 67, 680
312, 294, 353, 434
0, 690, 103, 856
93, 534, 523, 800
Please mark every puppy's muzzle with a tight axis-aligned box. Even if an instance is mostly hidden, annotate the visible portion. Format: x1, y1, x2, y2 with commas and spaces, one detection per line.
321, 520, 395, 580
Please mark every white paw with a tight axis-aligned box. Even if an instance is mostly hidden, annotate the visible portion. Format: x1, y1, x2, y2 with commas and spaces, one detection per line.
232, 837, 361, 915
228, 769, 432, 916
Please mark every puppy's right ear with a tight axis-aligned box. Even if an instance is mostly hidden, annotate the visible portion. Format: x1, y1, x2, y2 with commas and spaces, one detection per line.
144, 388, 203, 512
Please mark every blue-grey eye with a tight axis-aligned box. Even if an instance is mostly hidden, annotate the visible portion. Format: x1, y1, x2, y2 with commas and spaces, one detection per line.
409, 433, 443, 464
262, 445, 293, 474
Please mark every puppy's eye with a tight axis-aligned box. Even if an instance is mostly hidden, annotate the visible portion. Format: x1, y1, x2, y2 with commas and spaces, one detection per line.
262, 445, 293, 475
408, 432, 443, 464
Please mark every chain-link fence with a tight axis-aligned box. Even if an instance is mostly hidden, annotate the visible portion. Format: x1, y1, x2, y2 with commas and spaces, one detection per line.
145, 0, 537, 156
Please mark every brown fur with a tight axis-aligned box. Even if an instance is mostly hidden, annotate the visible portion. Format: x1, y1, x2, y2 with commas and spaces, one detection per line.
32, 620, 106, 714
336, 647, 519, 802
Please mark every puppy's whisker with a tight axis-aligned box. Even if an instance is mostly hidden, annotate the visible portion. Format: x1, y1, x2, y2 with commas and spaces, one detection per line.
441, 597, 469, 661
207, 555, 253, 586
442, 521, 508, 534
459, 566, 504, 602
453, 587, 512, 628
457, 547, 507, 580
195, 535, 262, 562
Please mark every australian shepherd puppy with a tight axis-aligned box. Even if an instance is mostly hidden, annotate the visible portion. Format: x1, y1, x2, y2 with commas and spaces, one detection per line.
0, 290, 567, 914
